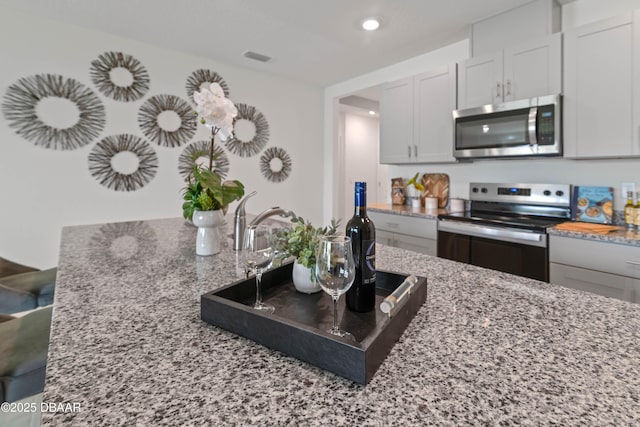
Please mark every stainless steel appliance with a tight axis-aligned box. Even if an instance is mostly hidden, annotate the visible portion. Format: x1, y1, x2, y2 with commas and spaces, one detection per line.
453, 94, 561, 159
437, 182, 571, 282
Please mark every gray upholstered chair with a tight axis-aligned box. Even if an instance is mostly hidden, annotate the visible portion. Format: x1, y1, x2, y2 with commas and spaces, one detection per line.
0, 268, 57, 313
0, 257, 38, 279
0, 307, 52, 402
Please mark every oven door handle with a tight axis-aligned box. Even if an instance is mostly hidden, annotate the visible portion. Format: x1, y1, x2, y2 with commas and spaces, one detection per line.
438, 220, 547, 248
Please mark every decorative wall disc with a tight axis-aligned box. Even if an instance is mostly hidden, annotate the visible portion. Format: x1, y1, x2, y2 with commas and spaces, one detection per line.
1, 74, 105, 150
260, 147, 291, 183
90, 51, 150, 102
224, 103, 269, 157
138, 94, 196, 147
178, 140, 230, 181
185, 69, 230, 101
88, 134, 158, 191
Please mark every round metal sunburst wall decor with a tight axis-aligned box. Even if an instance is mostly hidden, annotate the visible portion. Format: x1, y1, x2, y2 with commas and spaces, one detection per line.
260, 147, 292, 183
178, 140, 230, 181
138, 94, 196, 147
2, 74, 105, 150
90, 51, 150, 102
88, 134, 158, 191
185, 69, 230, 101
224, 103, 269, 157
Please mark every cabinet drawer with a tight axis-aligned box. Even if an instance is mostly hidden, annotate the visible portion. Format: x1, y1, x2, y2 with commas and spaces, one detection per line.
368, 212, 437, 240
549, 235, 640, 279
550, 263, 636, 302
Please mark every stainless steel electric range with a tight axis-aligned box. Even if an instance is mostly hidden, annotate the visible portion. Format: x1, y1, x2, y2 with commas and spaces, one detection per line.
437, 182, 571, 282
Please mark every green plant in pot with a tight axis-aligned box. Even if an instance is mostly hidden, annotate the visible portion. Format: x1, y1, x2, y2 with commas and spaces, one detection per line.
276, 215, 340, 294
184, 82, 245, 256
405, 172, 425, 207
182, 165, 245, 220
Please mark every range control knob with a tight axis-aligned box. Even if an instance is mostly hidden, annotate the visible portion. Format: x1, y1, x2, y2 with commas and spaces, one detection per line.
556, 190, 564, 197
543, 190, 552, 196
472, 187, 479, 193
481, 187, 488, 194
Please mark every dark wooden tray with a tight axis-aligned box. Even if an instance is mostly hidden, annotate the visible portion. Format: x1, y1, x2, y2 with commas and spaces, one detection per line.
200, 262, 428, 384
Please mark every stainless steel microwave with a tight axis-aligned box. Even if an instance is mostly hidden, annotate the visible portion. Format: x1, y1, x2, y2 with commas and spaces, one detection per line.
453, 94, 561, 159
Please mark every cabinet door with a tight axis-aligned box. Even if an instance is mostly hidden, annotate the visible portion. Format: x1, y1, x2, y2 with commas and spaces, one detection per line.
457, 52, 502, 109
503, 33, 562, 102
564, 14, 635, 158
550, 263, 636, 303
413, 64, 457, 163
377, 229, 395, 247
379, 77, 414, 164
393, 234, 437, 256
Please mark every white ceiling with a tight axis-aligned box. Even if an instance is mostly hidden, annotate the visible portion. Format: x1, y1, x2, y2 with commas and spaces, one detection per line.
3, 0, 565, 87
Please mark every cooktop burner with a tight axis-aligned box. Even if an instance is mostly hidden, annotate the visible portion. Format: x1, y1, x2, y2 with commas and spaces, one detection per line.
439, 182, 572, 233
439, 211, 568, 233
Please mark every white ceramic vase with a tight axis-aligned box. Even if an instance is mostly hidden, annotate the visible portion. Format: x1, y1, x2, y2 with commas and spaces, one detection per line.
192, 210, 224, 256
292, 260, 322, 294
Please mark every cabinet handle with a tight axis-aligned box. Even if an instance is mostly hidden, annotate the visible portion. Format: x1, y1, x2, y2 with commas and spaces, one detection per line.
496, 82, 501, 98
625, 261, 640, 266
407, 145, 411, 158
506, 80, 511, 96
413, 144, 418, 158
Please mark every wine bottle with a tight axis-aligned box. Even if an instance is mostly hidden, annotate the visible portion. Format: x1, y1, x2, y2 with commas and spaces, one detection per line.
346, 182, 376, 312
624, 191, 635, 229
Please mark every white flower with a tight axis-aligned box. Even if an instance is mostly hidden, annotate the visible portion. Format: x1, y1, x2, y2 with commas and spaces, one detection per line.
193, 82, 238, 141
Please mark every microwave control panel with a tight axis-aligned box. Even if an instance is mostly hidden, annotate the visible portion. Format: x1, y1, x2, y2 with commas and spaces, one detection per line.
537, 105, 555, 145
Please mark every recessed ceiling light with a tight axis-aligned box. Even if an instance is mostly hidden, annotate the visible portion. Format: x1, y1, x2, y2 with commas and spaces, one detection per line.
368, 110, 376, 115
362, 18, 380, 31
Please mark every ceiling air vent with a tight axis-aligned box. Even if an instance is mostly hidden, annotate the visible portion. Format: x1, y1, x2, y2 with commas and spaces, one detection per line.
243, 51, 272, 63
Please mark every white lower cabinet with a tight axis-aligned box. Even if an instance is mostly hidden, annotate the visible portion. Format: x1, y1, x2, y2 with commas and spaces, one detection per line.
549, 235, 640, 303
369, 211, 437, 256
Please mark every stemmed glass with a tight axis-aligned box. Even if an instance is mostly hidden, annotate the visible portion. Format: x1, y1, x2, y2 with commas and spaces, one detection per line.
315, 235, 356, 339
243, 224, 276, 313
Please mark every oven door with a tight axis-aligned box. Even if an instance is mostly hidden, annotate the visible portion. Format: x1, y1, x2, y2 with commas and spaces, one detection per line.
437, 220, 549, 282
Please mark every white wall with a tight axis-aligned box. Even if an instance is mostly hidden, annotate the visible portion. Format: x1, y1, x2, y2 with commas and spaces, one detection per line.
324, 0, 640, 220
0, 7, 324, 268
342, 112, 385, 221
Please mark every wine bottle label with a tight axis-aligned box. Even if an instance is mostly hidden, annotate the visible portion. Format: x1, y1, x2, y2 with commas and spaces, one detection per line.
626, 208, 634, 224
363, 240, 376, 284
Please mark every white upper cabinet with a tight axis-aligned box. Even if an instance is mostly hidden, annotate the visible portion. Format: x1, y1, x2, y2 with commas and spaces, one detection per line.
380, 64, 457, 164
379, 77, 413, 164
457, 53, 502, 109
564, 13, 639, 158
413, 64, 457, 163
458, 33, 562, 109
503, 33, 562, 102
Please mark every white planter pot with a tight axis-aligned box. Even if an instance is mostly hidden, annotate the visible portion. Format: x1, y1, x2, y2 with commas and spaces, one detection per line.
292, 260, 322, 294
192, 210, 224, 256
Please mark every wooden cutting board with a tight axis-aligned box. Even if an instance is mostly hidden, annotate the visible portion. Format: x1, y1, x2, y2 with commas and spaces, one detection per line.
554, 221, 621, 234
420, 173, 449, 208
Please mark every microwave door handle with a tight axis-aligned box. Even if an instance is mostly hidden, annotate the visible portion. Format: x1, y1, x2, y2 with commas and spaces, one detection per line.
528, 107, 538, 149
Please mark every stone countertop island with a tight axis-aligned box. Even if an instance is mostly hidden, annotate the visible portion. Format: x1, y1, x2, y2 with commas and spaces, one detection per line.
43, 217, 640, 425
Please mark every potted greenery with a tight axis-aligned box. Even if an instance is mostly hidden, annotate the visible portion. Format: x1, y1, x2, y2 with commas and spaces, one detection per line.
405, 172, 425, 208
276, 215, 340, 294
183, 82, 245, 256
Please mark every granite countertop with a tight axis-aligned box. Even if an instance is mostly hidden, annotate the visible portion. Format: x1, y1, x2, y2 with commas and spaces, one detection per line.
43, 217, 640, 425
371, 203, 640, 247
368, 203, 447, 219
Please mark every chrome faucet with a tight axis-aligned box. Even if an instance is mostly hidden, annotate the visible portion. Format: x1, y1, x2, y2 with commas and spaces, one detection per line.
233, 191, 257, 251
248, 207, 296, 227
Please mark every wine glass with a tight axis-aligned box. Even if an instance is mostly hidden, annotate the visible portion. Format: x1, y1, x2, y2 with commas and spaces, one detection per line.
243, 224, 276, 313
315, 235, 356, 339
